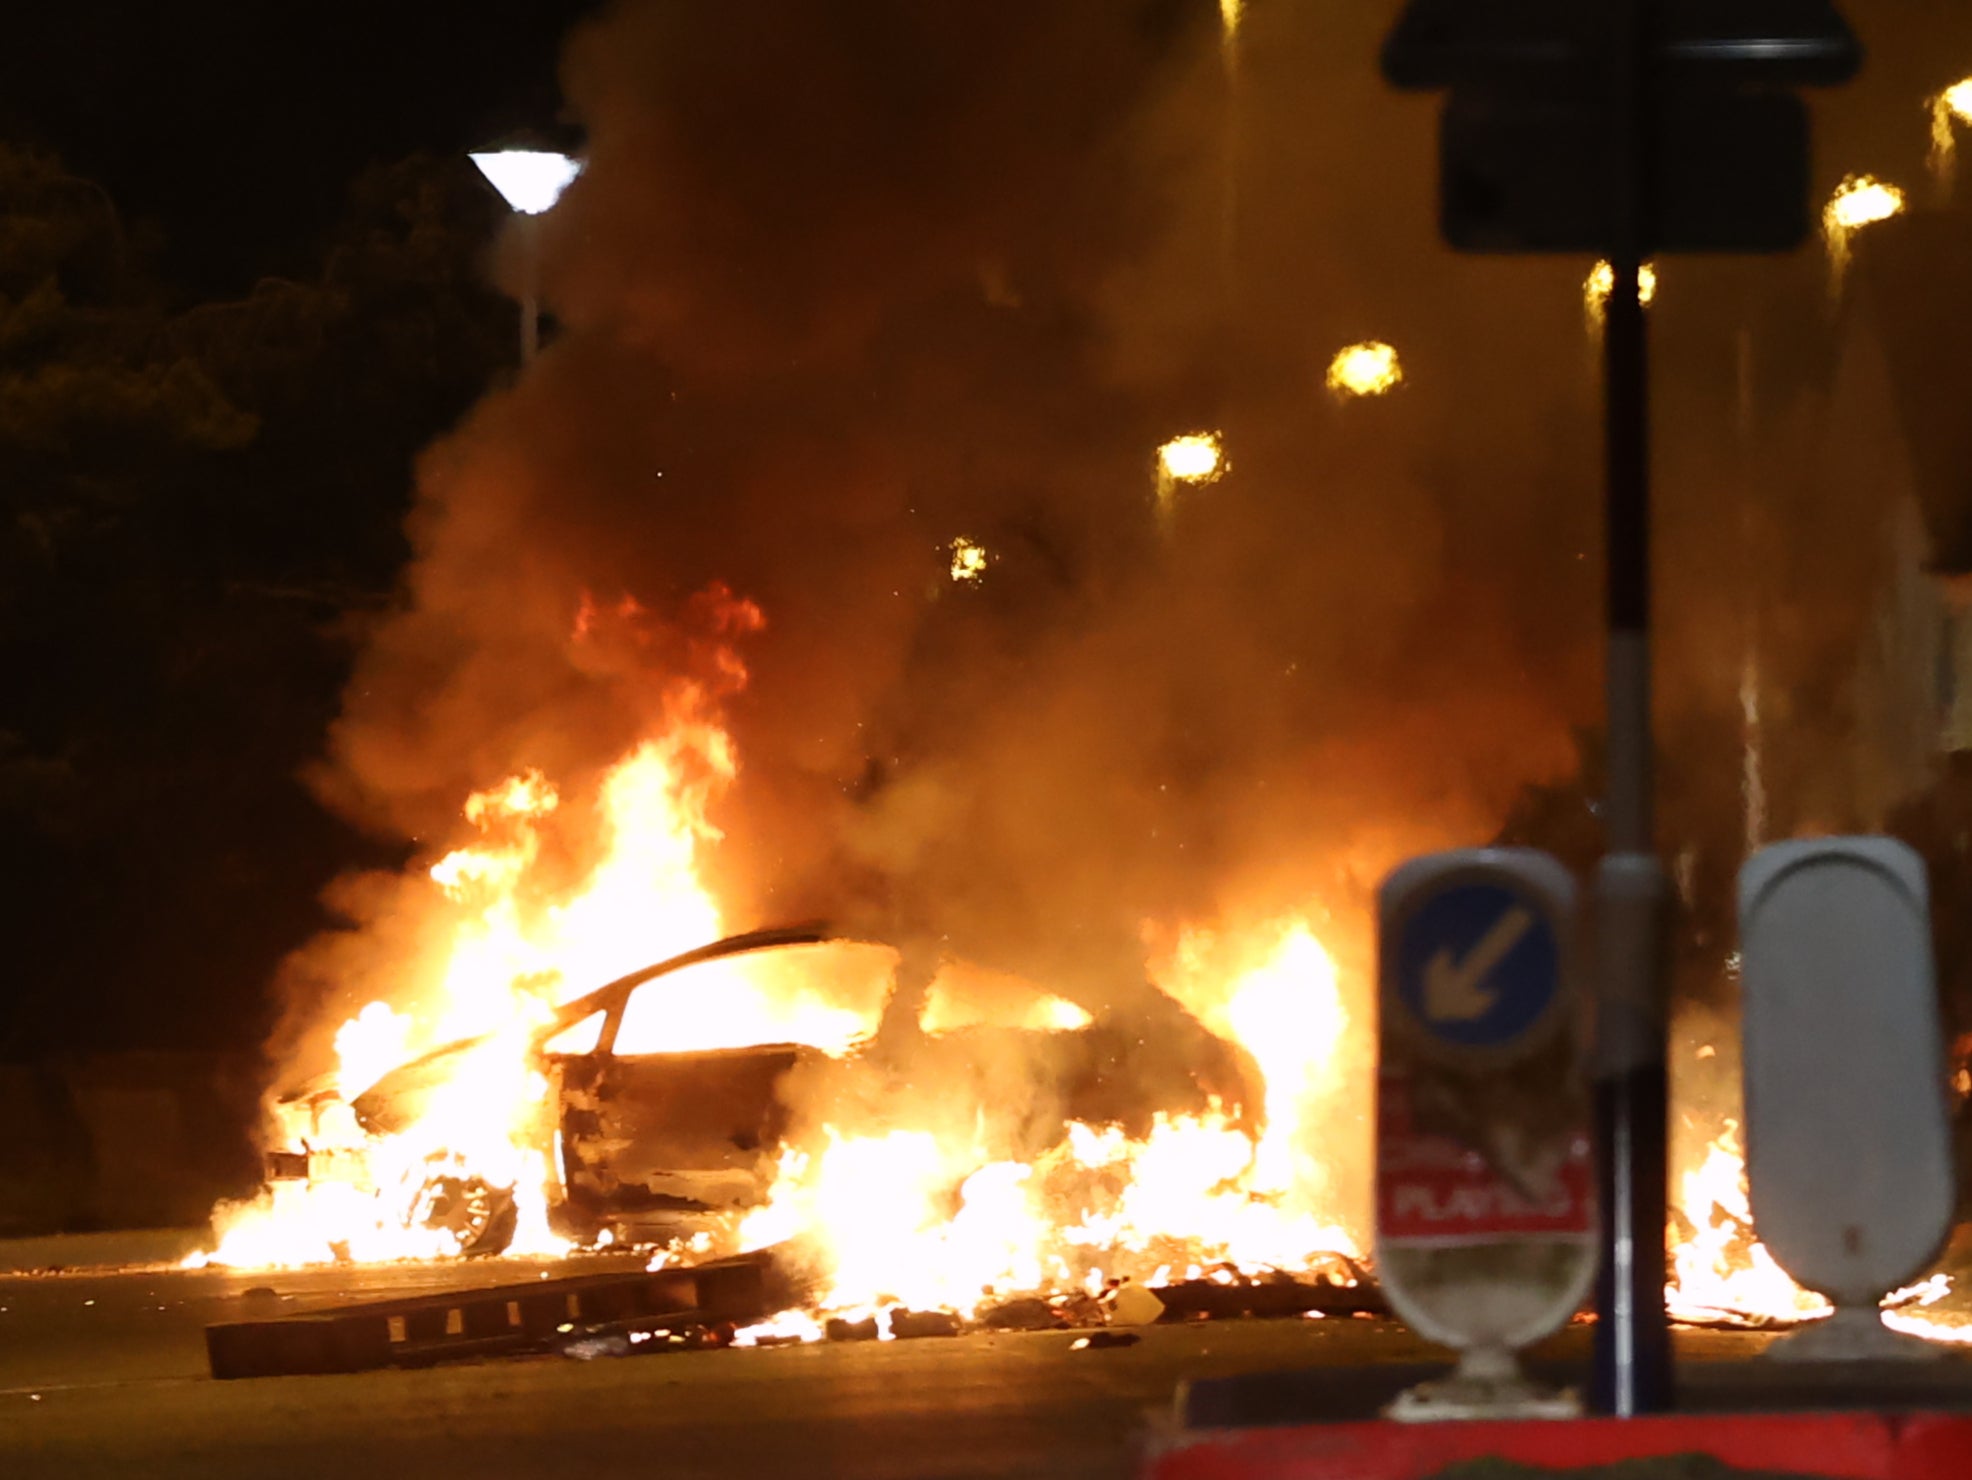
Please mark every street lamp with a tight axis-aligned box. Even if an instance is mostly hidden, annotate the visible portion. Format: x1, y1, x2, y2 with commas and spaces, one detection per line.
469, 149, 582, 364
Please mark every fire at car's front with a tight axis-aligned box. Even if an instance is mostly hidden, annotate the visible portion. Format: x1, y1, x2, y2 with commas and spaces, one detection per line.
192, 688, 1371, 1308
187, 608, 1884, 1341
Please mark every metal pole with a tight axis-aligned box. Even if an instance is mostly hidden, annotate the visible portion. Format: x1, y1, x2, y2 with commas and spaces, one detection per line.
1591, 0, 1673, 1418
519, 214, 541, 367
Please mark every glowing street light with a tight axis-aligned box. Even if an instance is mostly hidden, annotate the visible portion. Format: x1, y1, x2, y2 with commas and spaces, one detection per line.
1584, 260, 1658, 338
949, 536, 990, 583
1154, 431, 1225, 530
469, 150, 582, 215
1325, 340, 1403, 398
469, 149, 583, 364
1821, 173, 1905, 296
1930, 79, 1972, 192
1158, 432, 1224, 483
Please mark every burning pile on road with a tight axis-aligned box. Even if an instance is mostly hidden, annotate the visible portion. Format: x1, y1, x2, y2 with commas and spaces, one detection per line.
190, 588, 1970, 1342
195, 651, 1963, 1343
193, 606, 1375, 1331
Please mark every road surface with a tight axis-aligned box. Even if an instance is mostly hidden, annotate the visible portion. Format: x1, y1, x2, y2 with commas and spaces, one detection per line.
0, 1241, 1812, 1480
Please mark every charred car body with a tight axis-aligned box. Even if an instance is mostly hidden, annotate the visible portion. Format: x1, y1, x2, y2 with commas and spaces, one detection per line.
264, 925, 1260, 1256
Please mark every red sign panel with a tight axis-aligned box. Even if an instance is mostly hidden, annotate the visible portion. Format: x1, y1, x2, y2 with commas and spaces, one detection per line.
1376, 1068, 1595, 1244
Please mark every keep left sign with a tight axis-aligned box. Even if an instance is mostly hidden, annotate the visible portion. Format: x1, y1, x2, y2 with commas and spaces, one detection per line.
1376, 848, 1596, 1358
1389, 870, 1564, 1064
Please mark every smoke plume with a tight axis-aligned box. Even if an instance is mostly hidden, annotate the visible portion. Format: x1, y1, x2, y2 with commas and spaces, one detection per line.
277, 0, 1946, 1159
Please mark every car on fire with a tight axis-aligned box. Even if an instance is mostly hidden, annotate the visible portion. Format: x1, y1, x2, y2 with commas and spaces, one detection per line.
263, 925, 1260, 1256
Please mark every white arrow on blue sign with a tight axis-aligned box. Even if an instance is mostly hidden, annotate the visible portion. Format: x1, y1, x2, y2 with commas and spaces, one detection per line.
1385, 854, 1571, 1058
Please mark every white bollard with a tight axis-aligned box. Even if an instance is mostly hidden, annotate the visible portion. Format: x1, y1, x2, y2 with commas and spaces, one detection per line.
1740, 836, 1955, 1360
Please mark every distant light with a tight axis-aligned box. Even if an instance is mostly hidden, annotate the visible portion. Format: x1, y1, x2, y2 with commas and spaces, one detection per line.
1822, 173, 1905, 292
1158, 432, 1224, 483
1325, 341, 1403, 399
1584, 260, 1658, 334
1585, 260, 1658, 309
1942, 79, 1972, 122
1824, 173, 1905, 233
1932, 81, 1972, 188
470, 151, 583, 215
949, 537, 990, 583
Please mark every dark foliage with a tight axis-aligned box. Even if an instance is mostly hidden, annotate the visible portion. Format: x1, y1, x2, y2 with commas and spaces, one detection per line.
0, 147, 511, 1057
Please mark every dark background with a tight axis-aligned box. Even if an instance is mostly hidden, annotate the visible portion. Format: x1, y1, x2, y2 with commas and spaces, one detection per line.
0, 6, 592, 292
0, 2, 597, 1061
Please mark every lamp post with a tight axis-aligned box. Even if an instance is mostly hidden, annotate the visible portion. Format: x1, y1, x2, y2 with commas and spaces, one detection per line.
468, 149, 582, 365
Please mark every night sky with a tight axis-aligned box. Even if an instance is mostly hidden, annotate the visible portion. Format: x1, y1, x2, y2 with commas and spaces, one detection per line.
0, 4, 594, 292
0, 2, 599, 1057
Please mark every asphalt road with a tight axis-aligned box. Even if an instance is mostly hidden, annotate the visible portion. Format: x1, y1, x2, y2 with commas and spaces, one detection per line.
0, 1244, 1843, 1480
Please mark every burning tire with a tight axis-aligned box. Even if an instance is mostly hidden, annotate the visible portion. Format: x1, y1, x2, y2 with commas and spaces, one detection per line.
406, 1165, 519, 1257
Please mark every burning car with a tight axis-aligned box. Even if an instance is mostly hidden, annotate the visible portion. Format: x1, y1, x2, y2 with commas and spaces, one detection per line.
255, 924, 1262, 1259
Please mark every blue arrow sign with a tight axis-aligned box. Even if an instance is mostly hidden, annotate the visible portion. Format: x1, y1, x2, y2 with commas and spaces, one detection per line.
1395, 880, 1559, 1050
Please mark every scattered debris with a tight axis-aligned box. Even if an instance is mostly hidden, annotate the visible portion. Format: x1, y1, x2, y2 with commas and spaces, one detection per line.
205, 1249, 775, 1379
977, 1297, 1060, 1332
1109, 1283, 1167, 1327
1071, 1331, 1141, 1351
1152, 1268, 1383, 1322
205, 1242, 1395, 1378
1050, 1292, 1108, 1327
888, 1308, 963, 1339
561, 1332, 632, 1361
558, 1317, 722, 1359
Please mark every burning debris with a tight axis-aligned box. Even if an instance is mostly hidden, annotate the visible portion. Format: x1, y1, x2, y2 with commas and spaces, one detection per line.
204, 1234, 1381, 1379
215, 902, 1366, 1306
209, 800, 1934, 1346
1668, 1122, 1832, 1328
194, 706, 1369, 1329
1667, 1118, 1961, 1336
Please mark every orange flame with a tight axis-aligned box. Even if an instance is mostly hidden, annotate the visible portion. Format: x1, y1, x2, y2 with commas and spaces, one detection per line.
727, 922, 1362, 1320
195, 588, 772, 1268
1667, 1121, 1829, 1324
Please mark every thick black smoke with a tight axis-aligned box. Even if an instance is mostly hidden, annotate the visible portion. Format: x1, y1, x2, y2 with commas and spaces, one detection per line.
280, 0, 1965, 1107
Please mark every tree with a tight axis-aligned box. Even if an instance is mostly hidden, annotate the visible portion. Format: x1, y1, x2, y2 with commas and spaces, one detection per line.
0, 148, 512, 1057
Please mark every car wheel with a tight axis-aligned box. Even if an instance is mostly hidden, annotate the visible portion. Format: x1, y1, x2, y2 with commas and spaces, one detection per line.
406, 1165, 519, 1257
